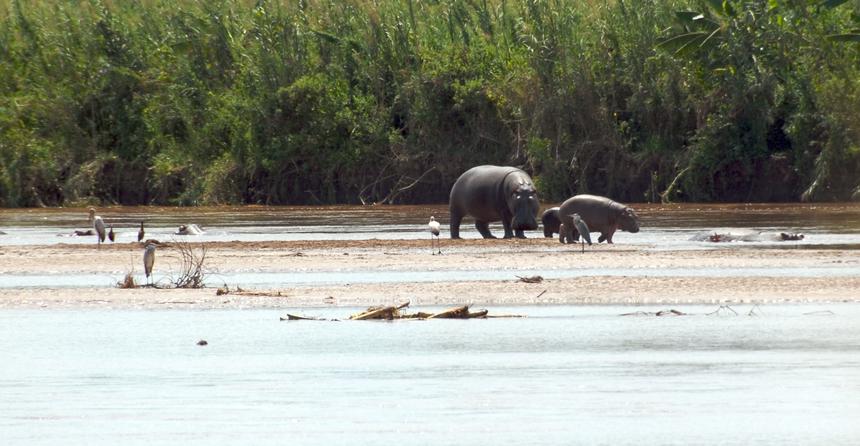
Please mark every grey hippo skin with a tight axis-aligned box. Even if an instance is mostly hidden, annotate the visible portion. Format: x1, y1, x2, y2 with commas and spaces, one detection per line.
541, 207, 561, 238
449, 165, 540, 239
558, 194, 640, 244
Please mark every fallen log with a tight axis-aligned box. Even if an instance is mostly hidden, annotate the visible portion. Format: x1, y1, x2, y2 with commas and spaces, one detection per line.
349, 301, 411, 320
427, 305, 471, 319
467, 309, 489, 318
517, 275, 544, 283
656, 309, 686, 316
280, 314, 325, 321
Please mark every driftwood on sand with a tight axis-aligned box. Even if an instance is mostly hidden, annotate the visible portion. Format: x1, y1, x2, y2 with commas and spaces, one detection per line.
216, 285, 285, 297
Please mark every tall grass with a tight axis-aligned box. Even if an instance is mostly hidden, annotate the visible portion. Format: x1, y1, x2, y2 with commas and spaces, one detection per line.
1, 0, 858, 206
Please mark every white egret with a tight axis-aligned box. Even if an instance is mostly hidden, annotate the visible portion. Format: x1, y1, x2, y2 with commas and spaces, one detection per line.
428, 216, 442, 255
571, 213, 592, 253
143, 243, 157, 286
89, 208, 106, 249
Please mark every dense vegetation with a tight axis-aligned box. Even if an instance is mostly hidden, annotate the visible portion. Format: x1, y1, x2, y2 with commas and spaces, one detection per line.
1, 0, 858, 207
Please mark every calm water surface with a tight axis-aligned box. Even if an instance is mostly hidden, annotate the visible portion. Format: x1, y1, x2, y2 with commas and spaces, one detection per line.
2, 203, 859, 289
1, 203, 859, 247
1, 305, 859, 445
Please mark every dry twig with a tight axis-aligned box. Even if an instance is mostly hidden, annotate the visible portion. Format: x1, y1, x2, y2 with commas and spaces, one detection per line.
706, 305, 738, 316
171, 239, 208, 289
517, 275, 544, 283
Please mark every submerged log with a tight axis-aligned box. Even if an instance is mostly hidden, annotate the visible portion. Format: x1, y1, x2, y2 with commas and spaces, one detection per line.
280, 314, 325, 321
621, 309, 687, 317
349, 301, 411, 320
656, 309, 686, 316
467, 309, 489, 318
427, 305, 471, 319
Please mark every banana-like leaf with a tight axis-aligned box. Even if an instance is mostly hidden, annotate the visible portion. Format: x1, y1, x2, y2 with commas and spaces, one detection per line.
703, 0, 724, 14
675, 11, 701, 23
819, 0, 851, 8
657, 31, 709, 56
692, 15, 721, 30
673, 10, 720, 30
699, 26, 723, 49
827, 31, 860, 42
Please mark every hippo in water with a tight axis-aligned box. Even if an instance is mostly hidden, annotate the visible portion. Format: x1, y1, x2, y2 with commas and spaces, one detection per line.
558, 194, 640, 244
176, 224, 205, 235
449, 165, 540, 239
541, 207, 561, 238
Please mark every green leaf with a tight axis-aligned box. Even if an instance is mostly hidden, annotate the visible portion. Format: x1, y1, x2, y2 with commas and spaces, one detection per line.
657, 31, 709, 57
703, 0, 724, 14
698, 27, 723, 50
827, 31, 860, 42
675, 11, 702, 23
820, 0, 851, 9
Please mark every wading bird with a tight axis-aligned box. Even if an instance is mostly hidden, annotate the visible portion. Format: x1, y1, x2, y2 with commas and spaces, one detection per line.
428, 216, 442, 255
571, 213, 591, 253
108, 225, 115, 242
143, 243, 156, 286
89, 208, 106, 249
137, 221, 145, 243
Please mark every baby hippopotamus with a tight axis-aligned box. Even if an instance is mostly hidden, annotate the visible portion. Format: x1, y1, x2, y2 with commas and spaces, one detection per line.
541, 207, 562, 238
558, 194, 640, 244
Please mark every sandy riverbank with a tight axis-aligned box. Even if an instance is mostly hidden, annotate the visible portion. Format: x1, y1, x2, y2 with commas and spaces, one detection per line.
1, 238, 858, 309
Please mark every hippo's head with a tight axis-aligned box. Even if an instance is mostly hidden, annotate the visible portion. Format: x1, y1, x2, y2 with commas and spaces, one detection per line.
508, 181, 539, 231
618, 207, 640, 233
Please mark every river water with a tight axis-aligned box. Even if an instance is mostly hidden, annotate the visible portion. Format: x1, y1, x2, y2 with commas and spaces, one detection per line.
2, 203, 860, 248
2, 205, 860, 444
1, 305, 859, 445
1, 203, 859, 289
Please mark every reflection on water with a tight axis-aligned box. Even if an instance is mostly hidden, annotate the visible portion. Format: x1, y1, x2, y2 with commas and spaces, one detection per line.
1, 203, 859, 247
1, 305, 859, 445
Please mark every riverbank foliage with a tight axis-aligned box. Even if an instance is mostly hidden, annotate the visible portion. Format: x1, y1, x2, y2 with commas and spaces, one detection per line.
1, 0, 858, 206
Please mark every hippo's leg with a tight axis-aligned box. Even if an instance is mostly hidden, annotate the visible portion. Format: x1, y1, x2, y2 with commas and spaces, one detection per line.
563, 223, 579, 244
599, 228, 617, 244
514, 229, 526, 239
501, 214, 515, 239
558, 224, 567, 244
450, 210, 463, 239
544, 227, 553, 238
475, 221, 496, 239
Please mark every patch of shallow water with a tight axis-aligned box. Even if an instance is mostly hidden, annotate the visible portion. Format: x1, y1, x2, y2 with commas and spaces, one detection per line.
1, 305, 858, 445
1, 203, 858, 249
1, 265, 858, 289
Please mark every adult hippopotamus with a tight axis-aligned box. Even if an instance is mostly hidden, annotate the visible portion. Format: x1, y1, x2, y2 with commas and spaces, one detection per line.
449, 165, 540, 239
558, 194, 640, 244
541, 207, 561, 238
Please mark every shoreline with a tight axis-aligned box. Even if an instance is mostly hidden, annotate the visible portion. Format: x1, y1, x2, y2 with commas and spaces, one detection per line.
1, 239, 859, 309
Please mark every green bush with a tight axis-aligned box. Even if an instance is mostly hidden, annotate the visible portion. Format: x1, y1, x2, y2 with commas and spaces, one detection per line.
0, 0, 857, 206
